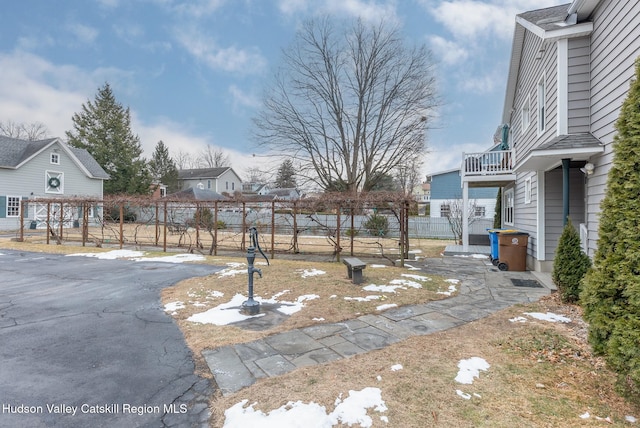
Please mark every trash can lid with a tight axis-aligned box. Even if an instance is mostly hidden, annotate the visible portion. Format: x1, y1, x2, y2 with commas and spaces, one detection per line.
499, 230, 529, 235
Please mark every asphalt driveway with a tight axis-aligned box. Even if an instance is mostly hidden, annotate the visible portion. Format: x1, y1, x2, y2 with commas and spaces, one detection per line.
0, 249, 224, 428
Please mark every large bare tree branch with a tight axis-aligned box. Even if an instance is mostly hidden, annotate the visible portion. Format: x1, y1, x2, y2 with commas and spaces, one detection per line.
253, 17, 439, 192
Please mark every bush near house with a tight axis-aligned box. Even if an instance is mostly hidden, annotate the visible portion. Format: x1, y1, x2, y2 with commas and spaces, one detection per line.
552, 218, 591, 303
581, 57, 640, 399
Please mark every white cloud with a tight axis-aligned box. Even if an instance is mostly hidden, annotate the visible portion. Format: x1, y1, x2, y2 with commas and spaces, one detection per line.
424, 0, 568, 42
173, 0, 227, 17
278, 0, 398, 23
228, 85, 261, 110
428, 35, 468, 65
174, 27, 267, 74
66, 23, 99, 45
0, 51, 113, 137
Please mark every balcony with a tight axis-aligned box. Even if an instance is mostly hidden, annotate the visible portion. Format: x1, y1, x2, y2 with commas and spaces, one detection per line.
461, 150, 516, 187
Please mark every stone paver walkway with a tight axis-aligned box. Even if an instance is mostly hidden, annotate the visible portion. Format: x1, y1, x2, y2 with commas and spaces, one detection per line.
203, 257, 552, 395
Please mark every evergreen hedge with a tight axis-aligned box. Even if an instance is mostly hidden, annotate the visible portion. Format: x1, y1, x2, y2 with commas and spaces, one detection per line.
552, 218, 591, 303
581, 57, 640, 397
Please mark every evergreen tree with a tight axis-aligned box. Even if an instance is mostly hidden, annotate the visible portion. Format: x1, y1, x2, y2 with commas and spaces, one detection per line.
552, 218, 591, 303
274, 159, 297, 188
493, 188, 502, 229
66, 83, 152, 195
581, 57, 640, 395
149, 141, 180, 193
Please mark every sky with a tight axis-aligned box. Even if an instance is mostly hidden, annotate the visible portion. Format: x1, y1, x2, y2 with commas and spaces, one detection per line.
0, 0, 568, 182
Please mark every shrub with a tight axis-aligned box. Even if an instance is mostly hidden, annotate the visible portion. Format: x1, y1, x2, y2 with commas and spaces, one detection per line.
364, 213, 389, 237
345, 228, 359, 237
552, 218, 591, 303
194, 208, 226, 231
581, 57, 640, 397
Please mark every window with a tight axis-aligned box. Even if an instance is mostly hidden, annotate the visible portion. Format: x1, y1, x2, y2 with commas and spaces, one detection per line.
440, 204, 451, 218
232, 182, 235, 191
225, 181, 229, 190
207, 180, 211, 189
537, 77, 546, 134
160, 187, 166, 197
474, 206, 486, 218
45, 171, 64, 194
504, 188, 515, 225
50, 153, 60, 165
521, 96, 530, 132
6, 196, 21, 217
525, 178, 532, 204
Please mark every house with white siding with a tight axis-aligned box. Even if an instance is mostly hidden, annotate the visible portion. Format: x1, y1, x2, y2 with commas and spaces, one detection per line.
0, 136, 109, 230
460, 0, 640, 271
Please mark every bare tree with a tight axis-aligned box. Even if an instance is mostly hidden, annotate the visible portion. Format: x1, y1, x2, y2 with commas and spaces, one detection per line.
0, 120, 50, 140
253, 17, 438, 192
173, 149, 195, 170
197, 144, 230, 168
443, 199, 480, 244
396, 154, 424, 196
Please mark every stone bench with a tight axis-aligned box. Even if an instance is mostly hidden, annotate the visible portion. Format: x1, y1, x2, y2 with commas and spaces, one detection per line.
342, 257, 367, 285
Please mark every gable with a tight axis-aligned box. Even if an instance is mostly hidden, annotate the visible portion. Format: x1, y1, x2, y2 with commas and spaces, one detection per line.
0, 136, 108, 180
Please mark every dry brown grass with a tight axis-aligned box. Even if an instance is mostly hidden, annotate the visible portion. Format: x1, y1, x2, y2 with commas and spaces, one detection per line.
207, 294, 640, 427
2, 238, 638, 427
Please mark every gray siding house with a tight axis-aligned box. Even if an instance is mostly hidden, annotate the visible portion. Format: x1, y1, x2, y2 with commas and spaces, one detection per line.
178, 167, 243, 195
460, 0, 640, 272
0, 136, 109, 230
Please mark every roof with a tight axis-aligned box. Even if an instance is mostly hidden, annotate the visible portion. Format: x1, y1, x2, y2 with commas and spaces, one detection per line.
168, 187, 228, 201
515, 133, 605, 171
503, 1, 599, 125
268, 188, 300, 197
178, 167, 231, 180
517, 4, 571, 32
0, 135, 109, 179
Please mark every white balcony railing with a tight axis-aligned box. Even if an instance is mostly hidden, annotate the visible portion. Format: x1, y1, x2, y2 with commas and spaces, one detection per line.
462, 150, 514, 178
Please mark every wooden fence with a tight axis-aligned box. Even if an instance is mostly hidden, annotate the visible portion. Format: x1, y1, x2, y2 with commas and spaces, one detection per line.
17, 195, 491, 261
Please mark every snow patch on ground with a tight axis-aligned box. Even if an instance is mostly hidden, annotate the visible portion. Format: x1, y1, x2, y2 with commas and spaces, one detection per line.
301, 268, 326, 278
223, 387, 388, 427
455, 357, 490, 385
66, 249, 205, 263
523, 312, 571, 323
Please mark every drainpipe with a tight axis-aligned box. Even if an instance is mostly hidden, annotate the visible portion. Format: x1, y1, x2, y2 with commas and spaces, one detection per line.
562, 158, 570, 226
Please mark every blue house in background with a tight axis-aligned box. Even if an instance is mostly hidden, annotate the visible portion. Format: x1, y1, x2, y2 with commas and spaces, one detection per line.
428, 168, 498, 219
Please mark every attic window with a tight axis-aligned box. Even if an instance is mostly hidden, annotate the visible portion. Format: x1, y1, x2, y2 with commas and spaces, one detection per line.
50, 153, 60, 165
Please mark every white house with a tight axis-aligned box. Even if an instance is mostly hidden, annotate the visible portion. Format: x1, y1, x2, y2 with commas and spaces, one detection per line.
178, 167, 243, 195
460, 0, 640, 272
0, 136, 109, 230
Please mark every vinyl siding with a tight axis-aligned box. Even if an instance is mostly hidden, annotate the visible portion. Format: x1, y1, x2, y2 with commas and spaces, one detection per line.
430, 170, 497, 200
567, 37, 591, 133
586, 0, 640, 255
513, 171, 538, 257
0, 143, 103, 198
544, 167, 585, 260
0, 142, 103, 229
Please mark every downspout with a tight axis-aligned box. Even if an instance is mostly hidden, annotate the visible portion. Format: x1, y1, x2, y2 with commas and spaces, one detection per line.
562, 158, 570, 226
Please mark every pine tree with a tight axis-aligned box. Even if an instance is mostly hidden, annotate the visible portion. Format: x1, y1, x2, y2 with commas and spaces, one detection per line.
149, 141, 180, 193
66, 83, 152, 195
274, 159, 297, 188
581, 57, 640, 395
493, 188, 502, 229
552, 218, 591, 303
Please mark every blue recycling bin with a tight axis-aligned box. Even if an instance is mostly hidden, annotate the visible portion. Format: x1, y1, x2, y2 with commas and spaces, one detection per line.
487, 229, 501, 265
